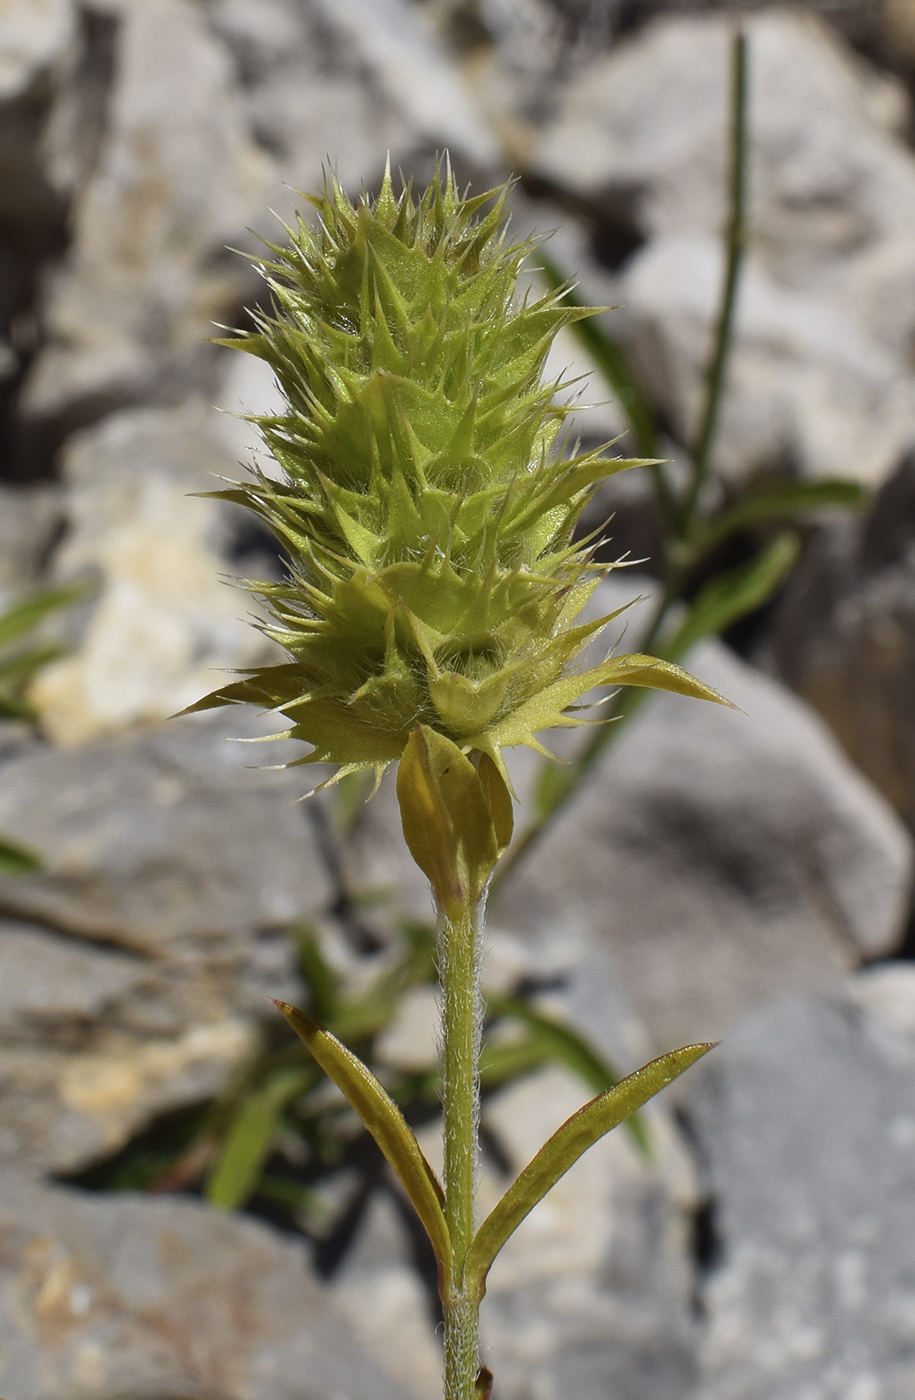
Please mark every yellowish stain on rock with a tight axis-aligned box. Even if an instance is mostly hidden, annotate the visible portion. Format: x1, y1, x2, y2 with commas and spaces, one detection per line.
59, 1019, 254, 1121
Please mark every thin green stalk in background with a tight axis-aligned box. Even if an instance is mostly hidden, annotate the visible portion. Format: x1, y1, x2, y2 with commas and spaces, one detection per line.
498, 29, 865, 887
683, 30, 749, 536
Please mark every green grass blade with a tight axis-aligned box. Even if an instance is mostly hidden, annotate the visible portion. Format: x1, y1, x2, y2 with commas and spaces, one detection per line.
0, 583, 87, 650
296, 927, 342, 1023
273, 998, 452, 1269
666, 532, 800, 660
683, 30, 749, 527
488, 996, 649, 1155
479, 1034, 551, 1089
698, 478, 866, 554
0, 836, 41, 875
464, 1043, 715, 1295
205, 1067, 311, 1210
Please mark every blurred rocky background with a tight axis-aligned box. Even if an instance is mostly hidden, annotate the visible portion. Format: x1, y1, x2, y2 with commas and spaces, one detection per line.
3, 0, 915, 1397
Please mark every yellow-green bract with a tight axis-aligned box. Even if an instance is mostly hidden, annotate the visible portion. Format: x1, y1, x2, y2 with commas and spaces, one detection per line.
187, 163, 721, 786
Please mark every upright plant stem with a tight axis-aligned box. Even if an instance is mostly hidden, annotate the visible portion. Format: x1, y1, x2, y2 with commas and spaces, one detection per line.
439, 889, 486, 1400
683, 29, 748, 533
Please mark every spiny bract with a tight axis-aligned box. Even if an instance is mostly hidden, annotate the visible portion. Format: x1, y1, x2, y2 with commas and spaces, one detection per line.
189, 165, 686, 787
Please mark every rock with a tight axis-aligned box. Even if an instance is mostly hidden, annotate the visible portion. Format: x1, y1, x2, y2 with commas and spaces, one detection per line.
0, 484, 63, 593
0, 709, 331, 1173
0, 1170, 407, 1399
494, 621, 914, 1049
206, 0, 496, 229
532, 10, 915, 485
767, 450, 915, 833
0, 710, 331, 951
30, 399, 277, 745
206, 0, 413, 204
687, 965, 915, 1400
311, 0, 497, 167
22, 0, 274, 429
0, 0, 75, 102
0, 0, 76, 465
0, 917, 141, 1029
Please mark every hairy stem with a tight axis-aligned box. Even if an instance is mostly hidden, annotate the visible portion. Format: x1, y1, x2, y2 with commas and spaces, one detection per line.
439, 889, 486, 1400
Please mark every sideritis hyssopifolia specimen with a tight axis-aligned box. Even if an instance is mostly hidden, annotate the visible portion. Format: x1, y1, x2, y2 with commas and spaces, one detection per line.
188, 163, 724, 1400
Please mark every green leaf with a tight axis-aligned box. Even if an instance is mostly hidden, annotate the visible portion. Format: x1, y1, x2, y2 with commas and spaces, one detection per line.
297, 928, 342, 1023
205, 1067, 311, 1210
488, 996, 648, 1155
0, 836, 41, 875
464, 1043, 715, 1295
396, 723, 497, 907
596, 653, 736, 707
698, 478, 866, 553
474, 648, 732, 757
666, 532, 800, 660
479, 1034, 552, 1088
273, 998, 452, 1268
0, 583, 88, 651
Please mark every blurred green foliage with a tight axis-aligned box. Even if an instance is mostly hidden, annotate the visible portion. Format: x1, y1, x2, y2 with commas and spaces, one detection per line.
0, 581, 87, 875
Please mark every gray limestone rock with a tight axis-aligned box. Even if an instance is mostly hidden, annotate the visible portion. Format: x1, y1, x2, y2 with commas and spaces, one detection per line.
494, 629, 914, 1050
0, 1171, 407, 1400
532, 10, 915, 486
0, 710, 330, 951
0, 711, 330, 1173
687, 965, 915, 1400
0, 485, 63, 593
29, 400, 280, 744
22, 0, 274, 427
767, 450, 915, 835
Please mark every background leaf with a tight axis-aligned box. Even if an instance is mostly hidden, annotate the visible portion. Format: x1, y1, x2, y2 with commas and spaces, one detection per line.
205, 1067, 311, 1210
697, 478, 866, 553
0, 837, 41, 876
665, 533, 800, 659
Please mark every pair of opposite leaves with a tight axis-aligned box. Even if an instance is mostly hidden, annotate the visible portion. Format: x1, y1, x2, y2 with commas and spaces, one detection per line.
277, 719, 717, 1298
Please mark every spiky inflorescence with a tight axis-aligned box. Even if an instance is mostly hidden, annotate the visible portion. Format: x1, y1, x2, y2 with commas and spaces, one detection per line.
189, 164, 649, 788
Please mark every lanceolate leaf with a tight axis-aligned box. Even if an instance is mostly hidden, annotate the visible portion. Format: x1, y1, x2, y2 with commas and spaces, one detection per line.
474, 651, 733, 757
665, 532, 800, 660
596, 653, 736, 705
698, 478, 866, 553
273, 999, 452, 1269
464, 1043, 715, 1296
0, 582, 88, 650
0, 837, 41, 876
206, 1067, 312, 1211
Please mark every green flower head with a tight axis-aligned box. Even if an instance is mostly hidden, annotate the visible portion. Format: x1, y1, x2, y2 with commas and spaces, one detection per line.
189, 162, 715, 788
